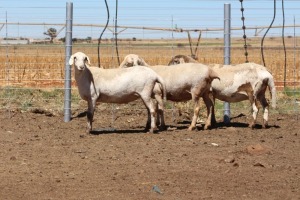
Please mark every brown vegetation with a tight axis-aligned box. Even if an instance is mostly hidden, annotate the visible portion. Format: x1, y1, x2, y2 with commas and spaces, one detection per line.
0, 37, 299, 90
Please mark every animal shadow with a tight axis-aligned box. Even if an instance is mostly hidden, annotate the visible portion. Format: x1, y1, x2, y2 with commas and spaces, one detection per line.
89, 127, 156, 135
213, 113, 280, 129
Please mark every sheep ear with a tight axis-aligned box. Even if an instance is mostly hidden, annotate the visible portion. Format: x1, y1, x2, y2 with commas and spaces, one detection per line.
140, 58, 147, 65
86, 56, 91, 65
69, 55, 74, 65
119, 60, 127, 68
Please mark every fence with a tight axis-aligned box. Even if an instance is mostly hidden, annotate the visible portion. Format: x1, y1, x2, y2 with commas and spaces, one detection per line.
0, 1, 299, 124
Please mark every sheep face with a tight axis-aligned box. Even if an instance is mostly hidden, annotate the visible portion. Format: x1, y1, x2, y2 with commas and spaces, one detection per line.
69, 52, 91, 71
168, 57, 184, 65
120, 54, 148, 68
125, 54, 140, 67
168, 55, 198, 66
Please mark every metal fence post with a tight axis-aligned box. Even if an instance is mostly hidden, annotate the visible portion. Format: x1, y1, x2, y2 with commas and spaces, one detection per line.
64, 2, 73, 122
224, 3, 231, 124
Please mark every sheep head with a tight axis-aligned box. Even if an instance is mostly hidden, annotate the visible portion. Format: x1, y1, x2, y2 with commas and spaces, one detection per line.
120, 54, 148, 68
69, 52, 91, 71
168, 55, 199, 66
168, 56, 184, 65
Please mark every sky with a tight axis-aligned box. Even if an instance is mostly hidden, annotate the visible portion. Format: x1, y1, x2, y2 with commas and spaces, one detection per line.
0, 0, 300, 39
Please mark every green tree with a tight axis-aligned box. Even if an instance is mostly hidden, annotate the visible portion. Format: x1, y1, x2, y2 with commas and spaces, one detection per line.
44, 28, 57, 43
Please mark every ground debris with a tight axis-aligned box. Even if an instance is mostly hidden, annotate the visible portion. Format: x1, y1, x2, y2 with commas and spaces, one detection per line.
152, 185, 163, 194
246, 144, 272, 156
224, 155, 235, 163
253, 162, 267, 168
30, 108, 56, 117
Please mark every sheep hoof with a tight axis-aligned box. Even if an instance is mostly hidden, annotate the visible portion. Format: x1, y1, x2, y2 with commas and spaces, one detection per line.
86, 127, 92, 134
145, 124, 151, 131
211, 120, 217, 126
149, 127, 159, 134
204, 125, 210, 130
248, 123, 255, 129
197, 123, 203, 128
262, 122, 268, 129
159, 125, 167, 131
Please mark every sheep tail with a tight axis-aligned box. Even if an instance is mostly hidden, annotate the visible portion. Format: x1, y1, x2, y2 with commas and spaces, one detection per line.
209, 68, 220, 81
268, 76, 277, 108
156, 76, 167, 101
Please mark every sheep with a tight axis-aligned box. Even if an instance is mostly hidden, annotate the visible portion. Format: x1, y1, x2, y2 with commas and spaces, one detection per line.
167, 54, 199, 66
69, 52, 167, 134
168, 56, 276, 128
119, 54, 150, 68
119, 56, 220, 130
207, 63, 276, 128
150, 64, 220, 130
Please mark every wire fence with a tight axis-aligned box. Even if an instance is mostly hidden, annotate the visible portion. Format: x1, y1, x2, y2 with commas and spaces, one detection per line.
0, 1, 299, 123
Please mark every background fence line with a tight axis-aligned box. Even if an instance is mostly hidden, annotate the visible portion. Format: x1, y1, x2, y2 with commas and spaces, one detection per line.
0, 1, 299, 122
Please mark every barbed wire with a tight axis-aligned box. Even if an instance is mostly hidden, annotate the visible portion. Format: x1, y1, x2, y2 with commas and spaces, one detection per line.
239, 0, 249, 63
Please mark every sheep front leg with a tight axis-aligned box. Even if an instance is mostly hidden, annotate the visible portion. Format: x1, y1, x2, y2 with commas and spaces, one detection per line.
86, 99, 96, 133
249, 100, 259, 129
86, 111, 93, 133
259, 96, 269, 128
145, 107, 151, 130
202, 92, 214, 130
262, 106, 269, 128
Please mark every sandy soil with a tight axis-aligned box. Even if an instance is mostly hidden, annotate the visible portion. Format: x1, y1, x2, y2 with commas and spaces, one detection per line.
0, 104, 299, 200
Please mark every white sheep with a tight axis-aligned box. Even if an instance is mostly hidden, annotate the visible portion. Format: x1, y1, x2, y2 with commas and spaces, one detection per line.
168, 56, 276, 128
119, 56, 220, 130
208, 63, 276, 128
119, 54, 150, 68
69, 52, 166, 133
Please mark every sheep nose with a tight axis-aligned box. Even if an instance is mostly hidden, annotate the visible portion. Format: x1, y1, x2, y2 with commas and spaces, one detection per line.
78, 66, 85, 70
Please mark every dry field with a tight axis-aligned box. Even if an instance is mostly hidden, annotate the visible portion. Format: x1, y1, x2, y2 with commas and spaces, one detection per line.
0, 36, 299, 116
0, 36, 299, 89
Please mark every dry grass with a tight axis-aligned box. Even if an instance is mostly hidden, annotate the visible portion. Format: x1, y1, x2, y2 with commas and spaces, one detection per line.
1, 36, 299, 90
0, 37, 299, 116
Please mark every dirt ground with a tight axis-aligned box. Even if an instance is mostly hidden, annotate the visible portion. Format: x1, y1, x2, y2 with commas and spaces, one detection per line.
0, 104, 299, 200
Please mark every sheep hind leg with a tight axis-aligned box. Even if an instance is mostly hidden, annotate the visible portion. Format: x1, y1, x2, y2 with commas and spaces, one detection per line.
145, 100, 160, 131
210, 95, 217, 127
154, 94, 166, 130
188, 96, 201, 131
141, 97, 158, 133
